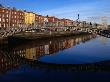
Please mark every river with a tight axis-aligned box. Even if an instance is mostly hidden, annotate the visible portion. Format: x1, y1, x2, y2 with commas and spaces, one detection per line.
0, 34, 110, 82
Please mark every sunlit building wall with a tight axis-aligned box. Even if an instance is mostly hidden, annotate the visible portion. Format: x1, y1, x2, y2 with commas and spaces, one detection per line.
0, 6, 25, 29
24, 12, 35, 27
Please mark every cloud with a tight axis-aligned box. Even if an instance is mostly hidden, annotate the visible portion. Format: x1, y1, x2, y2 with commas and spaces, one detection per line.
39, 1, 110, 24
40, 4, 92, 15
40, 3, 98, 19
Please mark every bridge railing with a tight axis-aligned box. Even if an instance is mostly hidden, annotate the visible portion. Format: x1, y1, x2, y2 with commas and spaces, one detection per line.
0, 26, 106, 39
0, 26, 35, 38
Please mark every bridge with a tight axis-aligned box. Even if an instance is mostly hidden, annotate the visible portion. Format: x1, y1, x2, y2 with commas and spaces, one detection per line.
0, 26, 35, 39
0, 26, 110, 39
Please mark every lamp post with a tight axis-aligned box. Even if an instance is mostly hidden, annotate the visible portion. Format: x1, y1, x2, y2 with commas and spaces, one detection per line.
76, 14, 80, 31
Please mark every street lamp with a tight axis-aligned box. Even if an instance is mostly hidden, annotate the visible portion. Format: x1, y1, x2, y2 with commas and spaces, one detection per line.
76, 14, 80, 30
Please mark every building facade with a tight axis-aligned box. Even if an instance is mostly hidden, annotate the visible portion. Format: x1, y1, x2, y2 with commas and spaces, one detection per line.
0, 6, 25, 30
0, 7, 10, 29
46, 16, 59, 27
24, 11, 35, 27
11, 7, 25, 28
37, 15, 44, 27
16, 10, 25, 28
0, 5, 75, 31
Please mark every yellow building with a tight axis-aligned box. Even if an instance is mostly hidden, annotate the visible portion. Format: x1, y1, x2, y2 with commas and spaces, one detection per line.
25, 48, 36, 60
24, 12, 35, 26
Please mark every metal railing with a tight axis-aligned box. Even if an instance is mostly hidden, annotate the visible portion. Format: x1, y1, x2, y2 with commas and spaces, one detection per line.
0, 26, 34, 38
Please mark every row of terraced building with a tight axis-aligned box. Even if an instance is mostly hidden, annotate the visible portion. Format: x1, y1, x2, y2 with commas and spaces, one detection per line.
0, 5, 75, 30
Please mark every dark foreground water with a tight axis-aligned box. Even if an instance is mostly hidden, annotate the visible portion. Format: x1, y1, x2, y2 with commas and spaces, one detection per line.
0, 34, 110, 82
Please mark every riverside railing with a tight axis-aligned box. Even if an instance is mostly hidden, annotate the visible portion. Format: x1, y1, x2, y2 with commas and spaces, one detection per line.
0, 26, 34, 38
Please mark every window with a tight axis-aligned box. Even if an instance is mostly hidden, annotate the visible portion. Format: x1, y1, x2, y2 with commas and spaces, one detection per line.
19, 24, 20, 27
6, 24, 8, 27
0, 23, 1, 27
6, 19, 8, 22
3, 19, 5, 22
4, 24, 5, 27
6, 11, 8, 13
2, 14, 4, 17
2, 10, 4, 12
0, 18, 1, 22
6, 14, 8, 17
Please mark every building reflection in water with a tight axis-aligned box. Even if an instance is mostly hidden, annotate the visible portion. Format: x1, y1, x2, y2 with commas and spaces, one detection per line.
1, 34, 110, 75
0, 51, 20, 74
10, 34, 96, 61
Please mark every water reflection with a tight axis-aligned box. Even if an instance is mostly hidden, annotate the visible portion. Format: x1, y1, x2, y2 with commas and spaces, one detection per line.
0, 51, 20, 75
1, 35, 110, 82
10, 34, 96, 61
0, 34, 98, 74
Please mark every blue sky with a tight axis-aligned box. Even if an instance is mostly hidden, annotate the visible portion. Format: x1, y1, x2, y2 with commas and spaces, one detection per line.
1, 0, 110, 24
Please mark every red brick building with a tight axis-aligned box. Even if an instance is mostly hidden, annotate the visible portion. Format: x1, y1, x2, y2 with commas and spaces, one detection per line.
11, 7, 24, 28
0, 6, 25, 30
0, 7, 10, 29
37, 15, 44, 27
16, 10, 24, 28
0, 5, 75, 31
61, 19, 74, 26
58, 19, 64, 27
46, 16, 59, 27
35, 13, 38, 27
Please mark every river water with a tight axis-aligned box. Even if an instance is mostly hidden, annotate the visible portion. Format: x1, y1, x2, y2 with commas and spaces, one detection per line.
0, 34, 110, 82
